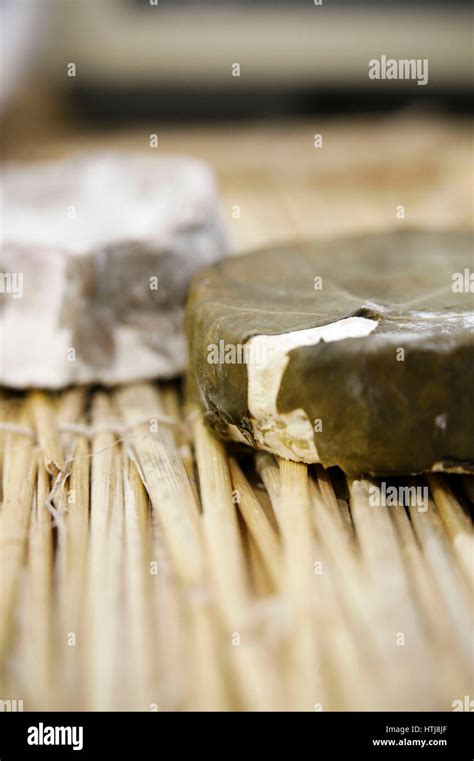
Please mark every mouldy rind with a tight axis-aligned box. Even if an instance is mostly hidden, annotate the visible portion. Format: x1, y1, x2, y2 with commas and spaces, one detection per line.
185, 229, 474, 476
0, 152, 228, 388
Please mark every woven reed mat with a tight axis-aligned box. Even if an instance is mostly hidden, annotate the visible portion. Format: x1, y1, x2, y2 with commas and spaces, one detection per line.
0, 385, 472, 711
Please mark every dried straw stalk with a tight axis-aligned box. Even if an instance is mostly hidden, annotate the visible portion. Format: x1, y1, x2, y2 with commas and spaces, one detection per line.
0, 385, 471, 711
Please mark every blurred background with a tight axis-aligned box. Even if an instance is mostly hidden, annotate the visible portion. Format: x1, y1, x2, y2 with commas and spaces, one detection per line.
0, 0, 473, 250
1, 0, 473, 119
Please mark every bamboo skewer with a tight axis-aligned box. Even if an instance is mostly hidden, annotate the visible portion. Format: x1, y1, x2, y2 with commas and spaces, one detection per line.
427, 474, 474, 586
58, 428, 90, 708
161, 385, 196, 492
308, 477, 389, 688
256, 452, 283, 527
23, 462, 56, 708
102, 447, 126, 709
278, 458, 325, 710
246, 531, 274, 598
409, 497, 473, 669
314, 464, 353, 540
185, 585, 230, 711
50, 389, 89, 707
30, 391, 65, 479
0, 402, 37, 672
314, 464, 340, 516
311, 472, 393, 709
390, 502, 469, 703
229, 456, 282, 591
192, 414, 251, 628
348, 478, 436, 710
123, 455, 154, 708
150, 523, 191, 710
85, 393, 123, 710
192, 412, 285, 711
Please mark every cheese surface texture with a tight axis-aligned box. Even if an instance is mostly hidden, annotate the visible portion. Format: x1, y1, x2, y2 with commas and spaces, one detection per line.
185, 230, 474, 476
0, 152, 227, 387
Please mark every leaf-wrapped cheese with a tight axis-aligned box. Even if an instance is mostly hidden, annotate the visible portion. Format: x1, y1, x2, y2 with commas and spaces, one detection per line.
186, 230, 473, 476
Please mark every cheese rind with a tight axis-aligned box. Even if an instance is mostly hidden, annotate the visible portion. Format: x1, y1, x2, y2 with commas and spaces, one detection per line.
185, 230, 474, 476
0, 152, 227, 387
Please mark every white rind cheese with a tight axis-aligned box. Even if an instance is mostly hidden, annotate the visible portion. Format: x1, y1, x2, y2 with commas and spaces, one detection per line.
0, 152, 227, 388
